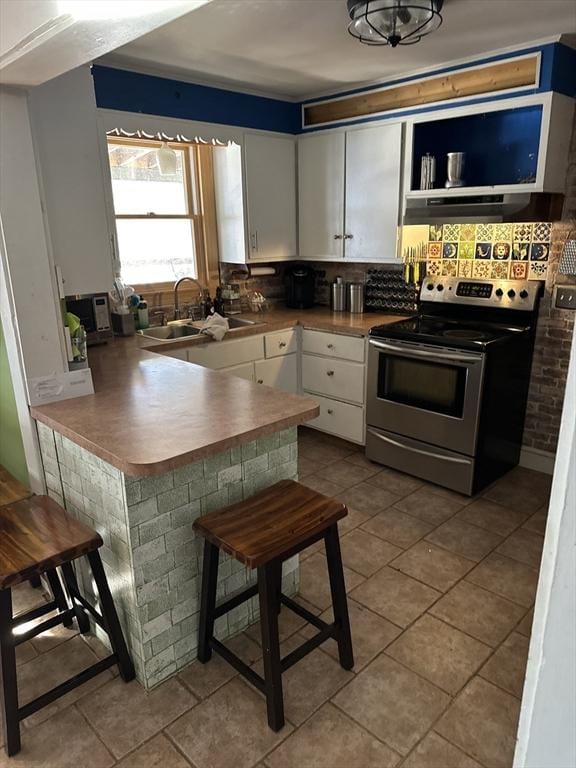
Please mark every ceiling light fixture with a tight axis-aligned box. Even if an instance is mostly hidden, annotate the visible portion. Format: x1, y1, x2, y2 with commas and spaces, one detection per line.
347, 0, 444, 47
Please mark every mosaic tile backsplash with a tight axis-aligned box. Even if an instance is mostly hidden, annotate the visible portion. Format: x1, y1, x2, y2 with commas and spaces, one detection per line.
402, 222, 553, 281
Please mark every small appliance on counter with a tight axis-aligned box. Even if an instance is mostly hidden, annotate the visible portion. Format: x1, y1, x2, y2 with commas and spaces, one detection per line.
285, 264, 315, 309
65, 294, 112, 346
366, 277, 543, 496
330, 277, 346, 312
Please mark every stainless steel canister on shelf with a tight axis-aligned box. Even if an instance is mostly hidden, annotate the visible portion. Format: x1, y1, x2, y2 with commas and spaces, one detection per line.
347, 282, 364, 314
330, 276, 346, 312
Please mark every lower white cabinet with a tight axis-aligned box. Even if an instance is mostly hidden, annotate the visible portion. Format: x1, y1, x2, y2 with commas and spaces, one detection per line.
176, 329, 299, 395
308, 394, 365, 444
158, 326, 368, 442
301, 328, 367, 444
220, 361, 255, 381
255, 355, 298, 393
302, 354, 365, 405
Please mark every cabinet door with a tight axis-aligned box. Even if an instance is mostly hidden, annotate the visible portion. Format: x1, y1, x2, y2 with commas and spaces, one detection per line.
298, 132, 345, 260
345, 123, 403, 262
213, 143, 247, 264
219, 361, 255, 381
255, 355, 298, 394
244, 134, 296, 261
28, 66, 115, 295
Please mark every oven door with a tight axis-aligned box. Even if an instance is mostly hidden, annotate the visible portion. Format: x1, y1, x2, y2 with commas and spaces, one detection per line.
367, 338, 485, 456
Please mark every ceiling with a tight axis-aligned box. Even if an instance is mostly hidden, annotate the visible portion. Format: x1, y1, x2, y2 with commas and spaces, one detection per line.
103, 0, 576, 100
0, 0, 211, 86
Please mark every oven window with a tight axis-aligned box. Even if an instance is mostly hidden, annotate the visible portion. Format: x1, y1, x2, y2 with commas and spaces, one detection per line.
378, 355, 467, 417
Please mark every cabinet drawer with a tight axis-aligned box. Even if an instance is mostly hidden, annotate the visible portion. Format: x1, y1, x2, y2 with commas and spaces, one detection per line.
264, 328, 297, 358
255, 354, 298, 394
219, 361, 255, 381
302, 354, 364, 405
302, 329, 365, 362
306, 393, 365, 444
186, 335, 265, 369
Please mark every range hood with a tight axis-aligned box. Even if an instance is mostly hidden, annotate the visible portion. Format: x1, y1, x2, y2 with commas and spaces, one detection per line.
404, 192, 564, 224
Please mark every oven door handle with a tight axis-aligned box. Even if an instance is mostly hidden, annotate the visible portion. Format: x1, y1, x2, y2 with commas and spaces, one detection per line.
369, 338, 482, 365
367, 429, 473, 465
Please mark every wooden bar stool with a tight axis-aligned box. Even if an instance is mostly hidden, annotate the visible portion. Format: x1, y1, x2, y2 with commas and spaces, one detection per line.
0, 495, 135, 757
193, 479, 354, 731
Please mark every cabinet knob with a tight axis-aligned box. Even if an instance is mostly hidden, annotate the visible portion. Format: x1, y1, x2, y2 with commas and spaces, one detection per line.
257, 378, 264, 384
327, 370, 335, 377
327, 409, 334, 415
327, 343, 334, 349
344, 234, 353, 239
334, 234, 343, 240
279, 342, 286, 348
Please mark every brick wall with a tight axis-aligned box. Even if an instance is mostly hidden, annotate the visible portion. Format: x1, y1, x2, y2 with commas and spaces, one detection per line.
523, 108, 576, 455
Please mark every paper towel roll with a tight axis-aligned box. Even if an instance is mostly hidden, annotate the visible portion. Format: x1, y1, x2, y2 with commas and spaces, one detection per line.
249, 267, 276, 276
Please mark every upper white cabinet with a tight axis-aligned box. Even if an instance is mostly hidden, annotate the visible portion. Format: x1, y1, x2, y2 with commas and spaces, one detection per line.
298, 132, 345, 260
244, 133, 297, 261
28, 66, 117, 296
213, 133, 297, 263
298, 123, 403, 262
345, 123, 403, 261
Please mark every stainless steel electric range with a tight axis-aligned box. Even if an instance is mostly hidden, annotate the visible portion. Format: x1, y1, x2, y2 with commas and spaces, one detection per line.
366, 277, 543, 496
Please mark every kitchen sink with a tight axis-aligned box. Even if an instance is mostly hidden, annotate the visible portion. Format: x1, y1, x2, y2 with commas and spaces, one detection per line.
138, 316, 259, 343
226, 317, 257, 328
188, 316, 259, 329
138, 323, 202, 341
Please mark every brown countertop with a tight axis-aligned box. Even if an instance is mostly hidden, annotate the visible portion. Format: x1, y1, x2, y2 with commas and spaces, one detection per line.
31, 308, 403, 478
139, 307, 404, 354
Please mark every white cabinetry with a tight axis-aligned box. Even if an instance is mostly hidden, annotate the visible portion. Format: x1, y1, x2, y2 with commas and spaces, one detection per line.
345, 124, 403, 261
298, 132, 345, 260
213, 133, 297, 263
298, 123, 403, 263
184, 329, 298, 394
28, 66, 117, 295
255, 356, 298, 392
301, 328, 366, 444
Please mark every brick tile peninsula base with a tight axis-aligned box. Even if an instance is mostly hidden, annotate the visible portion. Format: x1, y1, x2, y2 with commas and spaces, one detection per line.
36, 422, 299, 689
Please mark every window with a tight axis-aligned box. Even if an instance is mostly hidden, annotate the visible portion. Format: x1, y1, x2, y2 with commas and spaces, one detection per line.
107, 139, 213, 288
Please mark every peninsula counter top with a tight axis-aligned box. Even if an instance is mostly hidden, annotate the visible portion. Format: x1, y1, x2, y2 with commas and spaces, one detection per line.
31, 308, 403, 478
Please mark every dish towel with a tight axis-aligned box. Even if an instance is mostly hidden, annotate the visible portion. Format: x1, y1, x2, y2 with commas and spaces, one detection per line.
200, 313, 229, 341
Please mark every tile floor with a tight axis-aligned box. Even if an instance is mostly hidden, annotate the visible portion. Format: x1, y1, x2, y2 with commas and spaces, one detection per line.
1, 427, 551, 768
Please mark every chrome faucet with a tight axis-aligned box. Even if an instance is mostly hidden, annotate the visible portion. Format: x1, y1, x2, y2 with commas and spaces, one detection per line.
173, 276, 205, 320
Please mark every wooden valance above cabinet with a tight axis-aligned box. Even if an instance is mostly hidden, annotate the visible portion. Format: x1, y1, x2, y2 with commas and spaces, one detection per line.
303, 54, 539, 128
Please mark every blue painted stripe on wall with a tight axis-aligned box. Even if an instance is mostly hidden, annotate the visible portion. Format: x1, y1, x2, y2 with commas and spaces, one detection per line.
92, 65, 301, 134
551, 43, 576, 98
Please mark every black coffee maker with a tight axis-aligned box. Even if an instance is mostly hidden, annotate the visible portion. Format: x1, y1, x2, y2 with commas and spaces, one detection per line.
285, 264, 315, 309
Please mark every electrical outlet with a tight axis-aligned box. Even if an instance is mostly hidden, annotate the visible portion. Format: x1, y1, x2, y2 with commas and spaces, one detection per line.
555, 284, 576, 310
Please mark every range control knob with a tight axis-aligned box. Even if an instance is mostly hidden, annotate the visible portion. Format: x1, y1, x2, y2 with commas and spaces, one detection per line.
426, 283, 434, 291
437, 284, 444, 291
495, 288, 504, 297
519, 289, 529, 299
507, 289, 516, 299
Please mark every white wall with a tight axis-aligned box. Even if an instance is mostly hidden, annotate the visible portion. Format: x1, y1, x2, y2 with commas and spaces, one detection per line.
514, 323, 576, 768
0, 87, 68, 384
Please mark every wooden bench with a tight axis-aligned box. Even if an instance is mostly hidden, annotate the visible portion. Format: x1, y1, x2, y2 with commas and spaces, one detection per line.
193, 479, 354, 731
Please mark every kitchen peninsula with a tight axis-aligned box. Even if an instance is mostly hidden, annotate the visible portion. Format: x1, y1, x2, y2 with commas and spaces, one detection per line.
31, 336, 320, 689
30, 307, 401, 689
